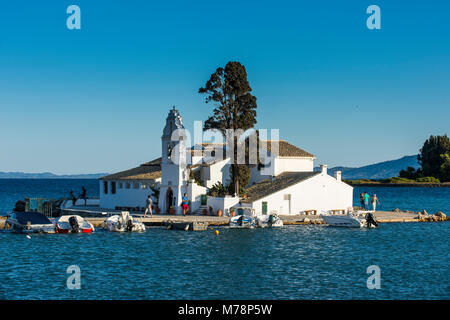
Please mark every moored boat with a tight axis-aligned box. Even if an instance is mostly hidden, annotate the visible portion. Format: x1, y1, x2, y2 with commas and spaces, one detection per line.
229, 207, 257, 228
4, 211, 56, 234
255, 211, 284, 228
55, 215, 95, 233
321, 211, 379, 228
104, 211, 146, 232
164, 220, 209, 231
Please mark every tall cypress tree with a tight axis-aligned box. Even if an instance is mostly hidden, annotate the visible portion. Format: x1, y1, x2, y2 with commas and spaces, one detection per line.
199, 61, 257, 195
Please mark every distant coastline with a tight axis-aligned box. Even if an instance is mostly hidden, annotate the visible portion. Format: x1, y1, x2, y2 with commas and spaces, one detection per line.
345, 180, 450, 188
314, 155, 420, 180
0, 172, 108, 179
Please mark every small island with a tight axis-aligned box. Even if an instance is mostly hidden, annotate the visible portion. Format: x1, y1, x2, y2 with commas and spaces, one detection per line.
347, 135, 450, 187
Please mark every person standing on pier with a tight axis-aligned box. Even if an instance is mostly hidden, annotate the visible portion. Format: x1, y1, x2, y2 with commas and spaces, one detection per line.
144, 195, 153, 218
371, 194, 380, 211
364, 192, 370, 210
359, 193, 365, 209
181, 193, 189, 216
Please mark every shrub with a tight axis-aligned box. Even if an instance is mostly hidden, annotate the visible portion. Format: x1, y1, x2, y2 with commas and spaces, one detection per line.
208, 182, 229, 197
381, 177, 415, 183
415, 176, 440, 183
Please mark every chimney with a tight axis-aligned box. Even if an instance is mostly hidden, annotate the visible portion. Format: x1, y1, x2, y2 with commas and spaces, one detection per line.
320, 164, 327, 174
334, 170, 342, 181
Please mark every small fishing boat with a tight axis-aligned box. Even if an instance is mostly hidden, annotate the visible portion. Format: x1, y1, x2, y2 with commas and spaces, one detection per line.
229, 207, 257, 228
321, 211, 379, 228
55, 215, 95, 233
104, 211, 146, 232
4, 211, 56, 233
255, 211, 284, 228
164, 220, 209, 231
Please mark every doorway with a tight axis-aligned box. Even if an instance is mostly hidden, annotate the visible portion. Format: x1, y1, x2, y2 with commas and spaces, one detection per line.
166, 188, 173, 213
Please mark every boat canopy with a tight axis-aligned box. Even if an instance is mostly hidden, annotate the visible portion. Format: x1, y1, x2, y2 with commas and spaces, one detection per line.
14, 212, 53, 225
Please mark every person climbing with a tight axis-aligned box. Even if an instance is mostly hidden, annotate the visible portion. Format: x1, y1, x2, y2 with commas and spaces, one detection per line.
70, 191, 77, 206
364, 192, 370, 210
181, 193, 189, 216
371, 194, 380, 211
144, 195, 153, 218
79, 186, 87, 206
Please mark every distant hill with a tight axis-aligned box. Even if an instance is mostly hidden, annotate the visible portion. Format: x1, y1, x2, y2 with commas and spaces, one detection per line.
0, 172, 108, 179
315, 155, 420, 180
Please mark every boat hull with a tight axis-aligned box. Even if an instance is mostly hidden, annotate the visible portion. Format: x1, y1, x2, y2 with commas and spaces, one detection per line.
5, 212, 56, 234
56, 228, 93, 234
164, 221, 208, 231
255, 214, 284, 228
8, 222, 56, 234
54, 215, 95, 234
321, 213, 378, 228
229, 215, 256, 228
104, 212, 146, 232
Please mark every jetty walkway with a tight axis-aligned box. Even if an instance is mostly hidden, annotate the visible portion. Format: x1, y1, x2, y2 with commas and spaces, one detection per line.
1, 207, 447, 229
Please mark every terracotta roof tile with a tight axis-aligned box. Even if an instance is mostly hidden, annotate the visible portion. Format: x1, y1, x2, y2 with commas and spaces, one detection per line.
241, 171, 319, 203
100, 158, 162, 181
263, 140, 315, 158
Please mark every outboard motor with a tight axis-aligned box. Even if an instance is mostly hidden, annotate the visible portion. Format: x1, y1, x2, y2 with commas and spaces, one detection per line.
365, 212, 379, 228
126, 219, 134, 232
237, 215, 244, 226
268, 214, 274, 227
69, 216, 79, 233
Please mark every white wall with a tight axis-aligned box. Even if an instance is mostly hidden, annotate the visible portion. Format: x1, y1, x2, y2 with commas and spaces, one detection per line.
207, 196, 240, 216
274, 157, 314, 175
202, 158, 231, 188
99, 180, 160, 210
161, 163, 186, 186
249, 173, 353, 215
248, 156, 314, 186
187, 181, 208, 213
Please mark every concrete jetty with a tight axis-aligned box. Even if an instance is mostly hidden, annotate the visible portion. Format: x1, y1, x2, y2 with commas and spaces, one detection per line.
1, 210, 447, 229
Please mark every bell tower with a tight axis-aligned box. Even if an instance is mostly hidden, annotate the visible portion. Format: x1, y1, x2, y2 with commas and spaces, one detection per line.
161, 106, 185, 164
159, 106, 189, 214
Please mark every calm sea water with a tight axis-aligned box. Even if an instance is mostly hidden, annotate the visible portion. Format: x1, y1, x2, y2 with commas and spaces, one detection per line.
0, 179, 448, 300
0, 224, 448, 300
0, 179, 99, 215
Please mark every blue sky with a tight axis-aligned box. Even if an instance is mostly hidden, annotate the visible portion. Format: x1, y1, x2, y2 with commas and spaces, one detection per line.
0, 0, 449, 174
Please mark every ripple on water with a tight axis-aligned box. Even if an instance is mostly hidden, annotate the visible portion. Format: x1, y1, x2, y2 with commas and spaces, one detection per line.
0, 222, 448, 299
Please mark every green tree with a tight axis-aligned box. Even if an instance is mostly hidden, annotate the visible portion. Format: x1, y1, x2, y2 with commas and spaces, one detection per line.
229, 164, 251, 195
399, 166, 418, 179
440, 153, 450, 182
199, 61, 257, 195
417, 134, 450, 181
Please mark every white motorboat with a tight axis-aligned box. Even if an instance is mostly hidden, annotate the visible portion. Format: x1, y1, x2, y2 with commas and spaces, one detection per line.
104, 211, 146, 232
229, 207, 257, 228
255, 211, 284, 228
55, 215, 95, 233
321, 211, 378, 228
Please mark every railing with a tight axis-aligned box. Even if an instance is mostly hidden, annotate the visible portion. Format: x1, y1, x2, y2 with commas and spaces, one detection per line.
24, 198, 57, 219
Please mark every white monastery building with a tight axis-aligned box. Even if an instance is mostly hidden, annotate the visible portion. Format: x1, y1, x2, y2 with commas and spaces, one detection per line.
99, 107, 353, 215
